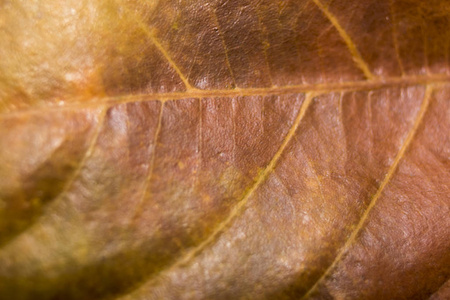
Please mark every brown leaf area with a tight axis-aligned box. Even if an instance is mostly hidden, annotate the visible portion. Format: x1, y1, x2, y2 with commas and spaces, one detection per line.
0, 0, 449, 299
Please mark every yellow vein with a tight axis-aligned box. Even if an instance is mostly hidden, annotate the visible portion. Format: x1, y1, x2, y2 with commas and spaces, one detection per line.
211, 9, 237, 88
137, 93, 314, 292
149, 35, 194, 91
388, 0, 405, 76
311, 0, 375, 80
1, 107, 108, 247
301, 85, 433, 299
119, 1, 194, 91
44, 107, 107, 206
1, 75, 449, 118
255, 5, 274, 87
129, 102, 164, 223
299, 139, 326, 204
44, 108, 107, 203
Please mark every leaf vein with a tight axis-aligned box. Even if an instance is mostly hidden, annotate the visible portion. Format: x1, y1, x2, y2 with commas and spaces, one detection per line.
311, 0, 375, 80
129, 93, 314, 295
212, 9, 237, 88
0, 107, 107, 249
127, 101, 165, 225
300, 85, 434, 299
1, 75, 449, 118
118, 0, 194, 91
148, 34, 195, 91
255, 4, 274, 87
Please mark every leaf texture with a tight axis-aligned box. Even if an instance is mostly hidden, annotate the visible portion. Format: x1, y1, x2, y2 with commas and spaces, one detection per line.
0, 0, 449, 299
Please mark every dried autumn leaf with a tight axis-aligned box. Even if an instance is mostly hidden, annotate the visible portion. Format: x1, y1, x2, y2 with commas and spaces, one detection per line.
0, 0, 449, 299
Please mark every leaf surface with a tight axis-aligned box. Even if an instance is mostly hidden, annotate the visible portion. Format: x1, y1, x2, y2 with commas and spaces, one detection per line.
0, 0, 449, 299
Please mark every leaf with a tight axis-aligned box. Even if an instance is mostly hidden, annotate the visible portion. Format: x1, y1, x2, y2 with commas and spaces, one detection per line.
0, 0, 449, 299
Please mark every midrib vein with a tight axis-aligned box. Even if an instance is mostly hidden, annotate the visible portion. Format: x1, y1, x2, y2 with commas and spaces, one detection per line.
2, 75, 449, 118
129, 93, 314, 295
311, 0, 375, 80
300, 85, 433, 299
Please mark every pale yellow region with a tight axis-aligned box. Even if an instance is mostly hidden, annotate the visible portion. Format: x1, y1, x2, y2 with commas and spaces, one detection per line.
301, 85, 433, 299
311, 0, 375, 80
0, 0, 166, 109
0, 1, 114, 99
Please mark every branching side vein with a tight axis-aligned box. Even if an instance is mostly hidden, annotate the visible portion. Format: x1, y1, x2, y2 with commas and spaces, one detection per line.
311, 0, 375, 80
301, 85, 433, 299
